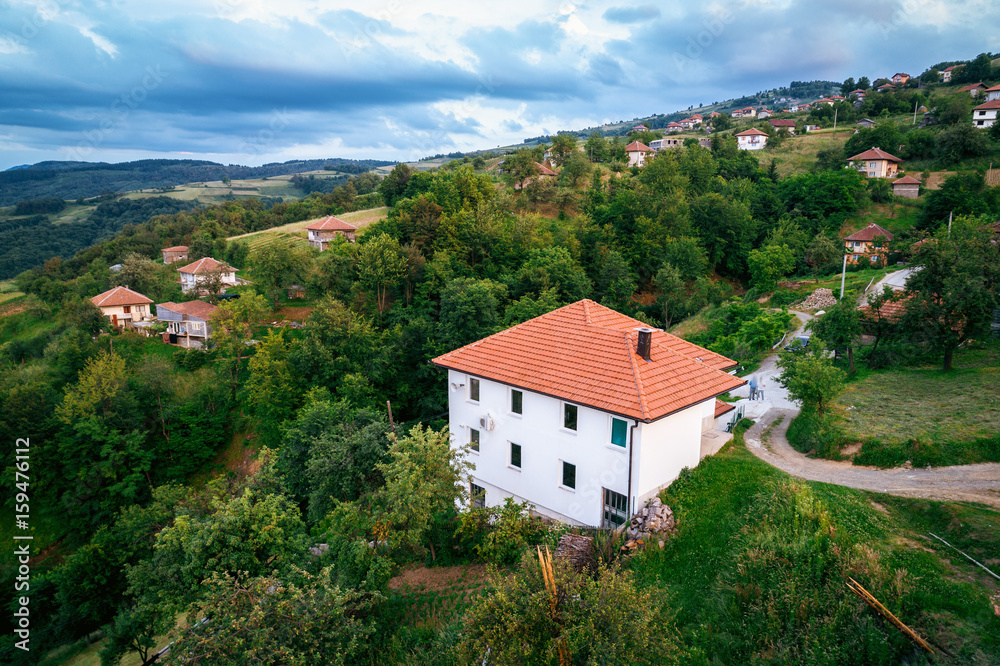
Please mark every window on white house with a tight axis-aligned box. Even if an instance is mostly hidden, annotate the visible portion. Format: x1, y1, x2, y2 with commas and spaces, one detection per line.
562, 462, 576, 489
611, 418, 628, 447
602, 489, 628, 528
510, 389, 523, 415
471, 482, 486, 509
122, 305, 131, 313
563, 403, 578, 431
469, 377, 480, 402
510, 442, 521, 469
470, 428, 480, 452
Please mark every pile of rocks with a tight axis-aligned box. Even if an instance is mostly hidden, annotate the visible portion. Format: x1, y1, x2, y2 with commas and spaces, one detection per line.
620, 497, 677, 552
793, 287, 837, 310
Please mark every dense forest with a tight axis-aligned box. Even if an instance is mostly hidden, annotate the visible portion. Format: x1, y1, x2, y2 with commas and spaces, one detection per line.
0, 158, 395, 207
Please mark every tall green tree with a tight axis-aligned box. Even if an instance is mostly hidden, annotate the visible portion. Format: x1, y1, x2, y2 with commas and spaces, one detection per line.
777, 339, 846, 415
209, 290, 269, 395
358, 233, 407, 314
809, 297, 863, 373
378, 163, 412, 207
241, 329, 300, 448
246, 236, 312, 309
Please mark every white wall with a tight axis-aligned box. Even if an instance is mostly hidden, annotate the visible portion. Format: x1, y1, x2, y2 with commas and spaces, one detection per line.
446, 370, 634, 526
632, 403, 703, 505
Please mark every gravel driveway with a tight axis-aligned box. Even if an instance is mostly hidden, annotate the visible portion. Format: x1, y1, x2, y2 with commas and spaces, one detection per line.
729, 311, 1000, 508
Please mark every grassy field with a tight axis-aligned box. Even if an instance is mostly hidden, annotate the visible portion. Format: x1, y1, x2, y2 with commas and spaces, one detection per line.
768, 129, 853, 177
228, 206, 389, 242
632, 422, 1000, 663
125, 174, 305, 205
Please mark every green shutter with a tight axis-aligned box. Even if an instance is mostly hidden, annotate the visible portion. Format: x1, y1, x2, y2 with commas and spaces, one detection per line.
611, 418, 627, 447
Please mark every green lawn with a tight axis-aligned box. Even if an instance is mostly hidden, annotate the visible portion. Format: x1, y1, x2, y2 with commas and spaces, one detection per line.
837, 342, 1000, 446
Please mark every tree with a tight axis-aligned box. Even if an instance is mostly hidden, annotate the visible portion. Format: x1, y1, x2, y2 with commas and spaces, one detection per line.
857, 76, 870, 90
805, 233, 840, 282
378, 163, 412, 207
246, 236, 312, 309
901, 218, 1000, 370
809, 297, 863, 373
777, 338, 846, 415
747, 243, 796, 292
241, 329, 300, 448
208, 291, 269, 395
596, 251, 637, 310
549, 133, 578, 166
458, 555, 686, 665
654, 262, 686, 328
438, 277, 507, 350
584, 132, 609, 162
514, 246, 592, 303
502, 149, 540, 190
357, 233, 407, 314
160, 569, 379, 665
558, 151, 592, 188
840, 77, 856, 95
935, 122, 991, 163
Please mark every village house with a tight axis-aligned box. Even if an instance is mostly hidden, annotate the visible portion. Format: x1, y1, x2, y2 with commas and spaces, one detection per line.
756, 109, 773, 119
735, 128, 768, 151
856, 118, 876, 128
664, 122, 684, 132
891, 73, 910, 84
961, 83, 988, 98
157, 300, 217, 348
849, 88, 867, 100
877, 83, 895, 92
845, 223, 894, 265
847, 147, 902, 178
769, 119, 796, 133
431, 300, 744, 527
731, 107, 756, 118
161, 246, 189, 264
985, 84, 1000, 102
649, 138, 685, 151
90, 286, 153, 328
625, 141, 653, 167
176, 257, 239, 294
940, 65, 962, 83
306, 216, 358, 250
814, 98, 835, 106
972, 99, 1000, 129
892, 175, 921, 198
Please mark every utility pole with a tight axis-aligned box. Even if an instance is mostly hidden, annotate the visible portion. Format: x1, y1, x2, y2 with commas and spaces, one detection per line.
840, 254, 847, 300
913, 99, 918, 125
948, 210, 953, 236
833, 107, 838, 131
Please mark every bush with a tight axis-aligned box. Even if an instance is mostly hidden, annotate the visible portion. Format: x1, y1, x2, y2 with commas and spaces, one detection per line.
786, 407, 847, 458
853, 434, 1000, 468
455, 498, 547, 565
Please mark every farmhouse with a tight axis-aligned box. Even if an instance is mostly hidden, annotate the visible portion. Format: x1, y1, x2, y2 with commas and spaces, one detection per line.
769, 119, 796, 132
846, 147, 902, 178
940, 65, 961, 83
624, 141, 653, 167
431, 300, 745, 527
306, 216, 358, 250
986, 85, 1000, 102
90, 286, 153, 328
892, 175, 921, 198
735, 128, 768, 150
972, 99, 1000, 129
157, 300, 217, 348
961, 82, 988, 97
891, 73, 910, 84
161, 246, 189, 264
176, 257, 238, 294
845, 223, 894, 265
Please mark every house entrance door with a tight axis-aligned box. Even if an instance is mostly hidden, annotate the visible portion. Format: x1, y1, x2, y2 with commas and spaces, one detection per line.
601, 488, 628, 529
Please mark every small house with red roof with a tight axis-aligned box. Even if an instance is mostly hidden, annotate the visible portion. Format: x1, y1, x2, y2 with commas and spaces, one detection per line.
849, 88, 867, 100
845, 223, 894, 265
892, 175, 921, 199
625, 141, 653, 167
769, 119, 796, 133
877, 83, 895, 92
157, 300, 218, 348
306, 216, 358, 250
735, 128, 768, 151
431, 300, 744, 526
161, 245, 189, 265
961, 82, 988, 98
731, 107, 756, 118
176, 257, 238, 293
972, 98, 1000, 129
91, 286, 153, 328
891, 73, 910, 84
847, 147, 902, 178
986, 85, 1000, 102
665, 121, 684, 132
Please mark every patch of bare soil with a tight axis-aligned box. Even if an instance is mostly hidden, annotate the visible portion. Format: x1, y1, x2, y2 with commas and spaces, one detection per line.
842, 442, 864, 457
273, 306, 314, 321
388, 563, 490, 592
869, 500, 890, 514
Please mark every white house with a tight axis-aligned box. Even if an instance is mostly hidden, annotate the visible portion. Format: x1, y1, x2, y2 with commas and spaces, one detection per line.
157, 300, 217, 348
972, 99, 1000, 129
176, 257, 238, 294
306, 215, 358, 250
984, 85, 1000, 103
735, 128, 768, 150
431, 300, 744, 527
624, 141, 653, 167
90, 286, 153, 328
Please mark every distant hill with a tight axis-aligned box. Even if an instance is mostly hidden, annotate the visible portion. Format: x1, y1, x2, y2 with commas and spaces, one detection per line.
4, 164, 30, 171
0, 158, 395, 207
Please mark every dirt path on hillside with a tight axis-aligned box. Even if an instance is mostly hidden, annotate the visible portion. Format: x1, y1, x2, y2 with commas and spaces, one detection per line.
743, 406, 1000, 509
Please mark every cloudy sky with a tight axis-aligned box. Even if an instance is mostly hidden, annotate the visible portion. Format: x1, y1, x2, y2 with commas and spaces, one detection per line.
1, 0, 997, 169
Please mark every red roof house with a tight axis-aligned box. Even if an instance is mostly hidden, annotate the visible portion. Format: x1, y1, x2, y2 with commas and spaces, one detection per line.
306, 216, 358, 249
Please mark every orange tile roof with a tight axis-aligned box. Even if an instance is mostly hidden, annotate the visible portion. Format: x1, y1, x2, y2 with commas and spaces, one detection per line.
847, 147, 902, 162
736, 128, 769, 136
535, 162, 558, 176
845, 223, 894, 242
91, 286, 153, 307
893, 176, 921, 184
157, 300, 217, 320
973, 99, 1000, 110
714, 399, 736, 419
625, 141, 652, 152
306, 216, 358, 232
161, 245, 189, 252
431, 300, 744, 422
176, 257, 236, 275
